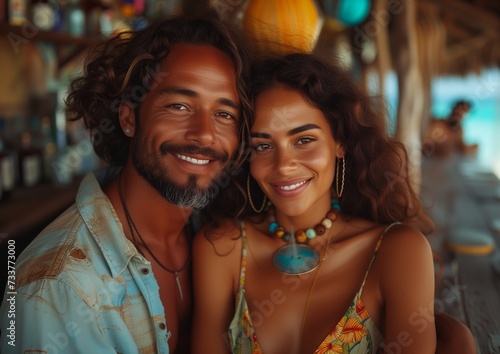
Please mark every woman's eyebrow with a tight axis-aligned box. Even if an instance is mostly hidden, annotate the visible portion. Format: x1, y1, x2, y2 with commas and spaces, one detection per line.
288, 123, 320, 136
250, 132, 271, 138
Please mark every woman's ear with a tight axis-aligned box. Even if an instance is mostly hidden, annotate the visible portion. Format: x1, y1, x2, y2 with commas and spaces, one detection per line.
119, 102, 136, 137
336, 144, 345, 158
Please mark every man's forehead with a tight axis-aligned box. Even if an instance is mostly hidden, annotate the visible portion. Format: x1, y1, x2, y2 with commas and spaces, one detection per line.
162, 43, 234, 70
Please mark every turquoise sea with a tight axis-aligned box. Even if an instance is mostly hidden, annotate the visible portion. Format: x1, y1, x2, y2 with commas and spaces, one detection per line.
383, 68, 500, 178
431, 69, 500, 177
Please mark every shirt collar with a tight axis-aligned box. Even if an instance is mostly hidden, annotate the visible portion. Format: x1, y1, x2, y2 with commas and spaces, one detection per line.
76, 167, 148, 277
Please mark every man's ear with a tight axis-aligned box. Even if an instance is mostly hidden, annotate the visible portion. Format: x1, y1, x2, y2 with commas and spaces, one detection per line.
119, 102, 136, 137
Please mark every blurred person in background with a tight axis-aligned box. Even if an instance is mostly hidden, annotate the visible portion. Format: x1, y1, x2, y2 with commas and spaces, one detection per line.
423, 100, 478, 158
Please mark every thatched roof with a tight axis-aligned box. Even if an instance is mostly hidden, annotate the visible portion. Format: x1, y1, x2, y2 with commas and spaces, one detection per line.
418, 0, 500, 76
336, 0, 500, 79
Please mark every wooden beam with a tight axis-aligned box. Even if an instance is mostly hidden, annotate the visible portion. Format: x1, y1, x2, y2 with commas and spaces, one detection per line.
437, 0, 500, 32
443, 15, 475, 40
373, 0, 391, 97
392, 0, 424, 191
418, 0, 440, 14
475, 0, 500, 13
0, 23, 99, 46
446, 33, 496, 60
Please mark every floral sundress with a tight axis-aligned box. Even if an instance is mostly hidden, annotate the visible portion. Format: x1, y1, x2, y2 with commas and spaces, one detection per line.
228, 221, 400, 354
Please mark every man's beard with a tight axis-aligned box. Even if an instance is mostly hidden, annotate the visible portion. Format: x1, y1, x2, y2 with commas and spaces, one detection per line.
130, 137, 229, 209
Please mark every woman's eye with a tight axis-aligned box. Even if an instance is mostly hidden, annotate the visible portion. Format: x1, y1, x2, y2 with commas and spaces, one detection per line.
297, 137, 315, 145
252, 143, 271, 151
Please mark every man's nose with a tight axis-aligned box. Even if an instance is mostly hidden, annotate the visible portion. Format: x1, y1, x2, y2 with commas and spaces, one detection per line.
185, 109, 216, 146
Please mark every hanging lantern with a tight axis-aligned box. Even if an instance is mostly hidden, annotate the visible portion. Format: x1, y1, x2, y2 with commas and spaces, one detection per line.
243, 0, 323, 54
324, 0, 371, 27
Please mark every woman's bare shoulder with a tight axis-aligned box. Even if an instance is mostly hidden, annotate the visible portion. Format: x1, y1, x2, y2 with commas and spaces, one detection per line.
380, 223, 432, 253
376, 223, 434, 278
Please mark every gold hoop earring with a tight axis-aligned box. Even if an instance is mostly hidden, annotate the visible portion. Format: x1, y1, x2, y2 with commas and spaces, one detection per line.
336, 157, 345, 198
247, 174, 267, 213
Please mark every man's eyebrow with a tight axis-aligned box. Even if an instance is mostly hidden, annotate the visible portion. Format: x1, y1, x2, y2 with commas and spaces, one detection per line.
160, 87, 239, 110
251, 124, 321, 139
160, 87, 198, 97
219, 98, 239, 110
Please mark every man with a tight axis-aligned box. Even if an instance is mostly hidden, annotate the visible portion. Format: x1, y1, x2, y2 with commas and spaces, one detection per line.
424, 100, 478, 158
0, 15, 251, 353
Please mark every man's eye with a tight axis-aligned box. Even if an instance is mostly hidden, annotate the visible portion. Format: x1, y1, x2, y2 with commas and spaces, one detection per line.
216, 111, 236, 120
167, 103, 188, 111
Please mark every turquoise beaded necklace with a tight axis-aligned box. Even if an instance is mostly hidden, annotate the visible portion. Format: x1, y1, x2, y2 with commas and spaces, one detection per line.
268, 199, 341, 243
270, 199, 341, 275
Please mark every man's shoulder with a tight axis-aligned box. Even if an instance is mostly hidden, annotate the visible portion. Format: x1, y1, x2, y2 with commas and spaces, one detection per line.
14, 204, 103, 290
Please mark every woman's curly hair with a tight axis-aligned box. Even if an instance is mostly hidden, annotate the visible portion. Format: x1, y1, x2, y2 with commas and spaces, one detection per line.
66, 15, 253, 168
207, 53, 432, 232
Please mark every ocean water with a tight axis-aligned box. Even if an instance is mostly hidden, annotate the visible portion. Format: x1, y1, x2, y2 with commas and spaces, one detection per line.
382, 68, 500, 178
431, 69, 500, 177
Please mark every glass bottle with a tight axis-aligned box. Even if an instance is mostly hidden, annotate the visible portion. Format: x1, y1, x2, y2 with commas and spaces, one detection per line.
8, 0, 27, 25
0, 118, 17, 201
18, 131, 42, 187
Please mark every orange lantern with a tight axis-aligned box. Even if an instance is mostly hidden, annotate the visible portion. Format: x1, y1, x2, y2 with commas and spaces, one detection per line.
243, 0, 323, 54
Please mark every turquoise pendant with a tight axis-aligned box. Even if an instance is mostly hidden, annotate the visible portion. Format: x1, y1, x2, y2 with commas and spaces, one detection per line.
272, 244, 320, 275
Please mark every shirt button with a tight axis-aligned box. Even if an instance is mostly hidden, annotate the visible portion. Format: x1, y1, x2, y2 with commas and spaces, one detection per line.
159, 323, 166, 330
141, 268, 150, 275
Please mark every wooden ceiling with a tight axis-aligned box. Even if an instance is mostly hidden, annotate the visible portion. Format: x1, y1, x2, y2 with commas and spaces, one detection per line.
339, 0, 500, 77
427, 0, 500, 75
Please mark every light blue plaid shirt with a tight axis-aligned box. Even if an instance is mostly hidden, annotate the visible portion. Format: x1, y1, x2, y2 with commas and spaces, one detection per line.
0, 168, 170, 353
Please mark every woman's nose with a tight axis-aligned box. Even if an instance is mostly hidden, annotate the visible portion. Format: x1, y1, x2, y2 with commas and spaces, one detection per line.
274, 148, 297, 175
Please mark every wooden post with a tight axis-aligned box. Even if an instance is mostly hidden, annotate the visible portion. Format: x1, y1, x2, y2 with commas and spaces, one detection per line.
392, 0, 424, 192
373, 0, 391, 109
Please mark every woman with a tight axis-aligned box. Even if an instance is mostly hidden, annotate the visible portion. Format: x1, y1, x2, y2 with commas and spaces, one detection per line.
192, 53, 436, 353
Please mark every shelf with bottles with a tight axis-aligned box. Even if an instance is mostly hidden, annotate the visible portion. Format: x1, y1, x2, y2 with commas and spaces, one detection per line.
0, 21, 101, 69
0, 22, 100, 45
0, 94, 105, 241
1, 0, 177, 69
1, 0, 104, 46
0, 93, 103, 202
0, 0, 175, 43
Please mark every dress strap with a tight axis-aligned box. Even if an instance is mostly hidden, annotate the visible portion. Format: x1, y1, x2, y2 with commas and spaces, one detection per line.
237, 220, 248, 290
359, 222, 401, 296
